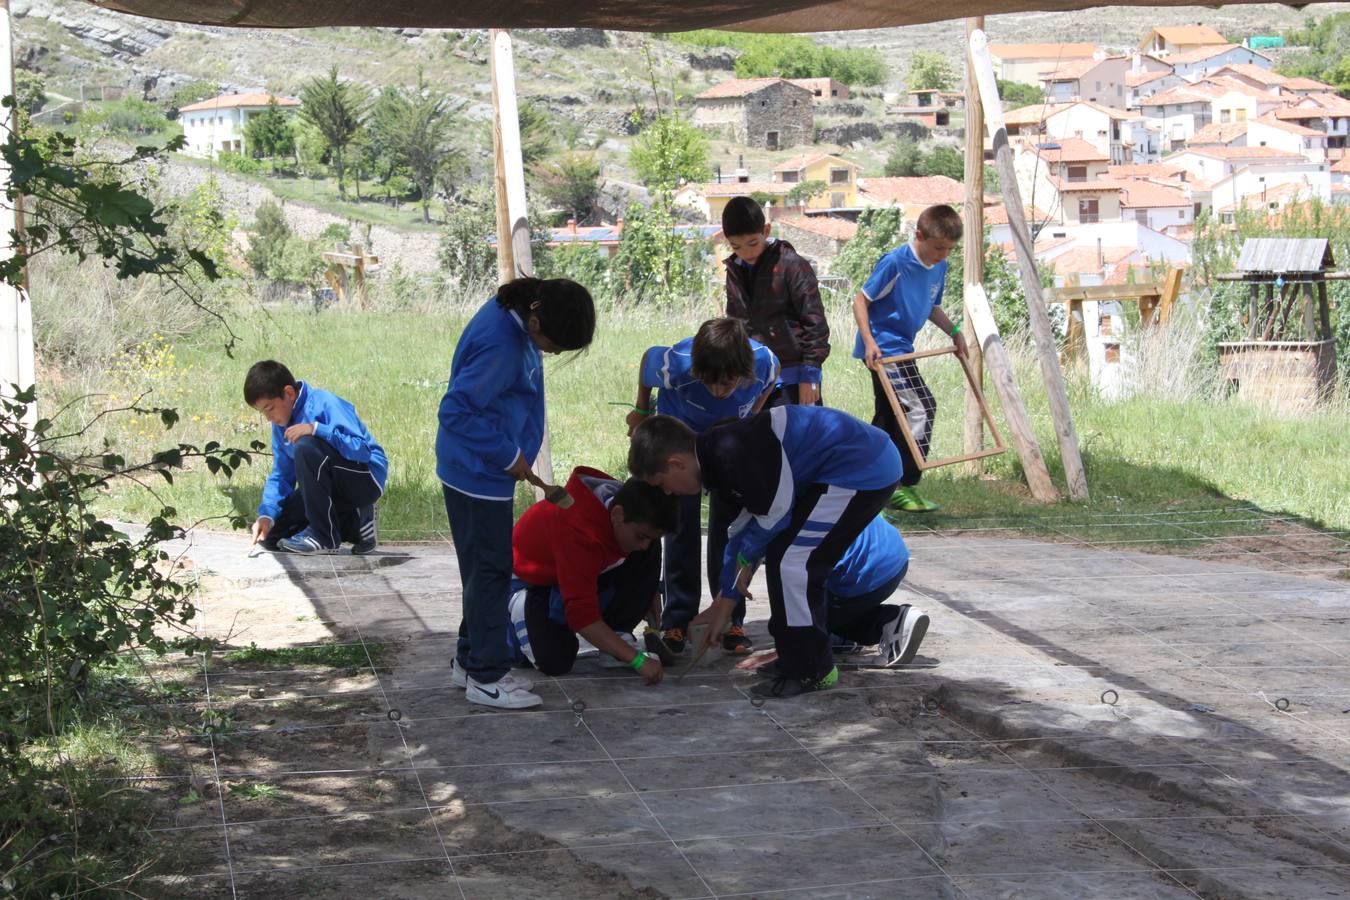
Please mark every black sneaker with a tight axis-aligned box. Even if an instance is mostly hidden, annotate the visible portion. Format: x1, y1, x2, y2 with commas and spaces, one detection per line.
755, 659, 783, 679
750, 666, 839, 700
721, 624, 753, 655
351, 505, 378, 555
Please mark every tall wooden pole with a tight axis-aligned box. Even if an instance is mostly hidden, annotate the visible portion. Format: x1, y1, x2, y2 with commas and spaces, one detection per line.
0, 0, 34, 437
962, 17, 986, 473
970, 28, 1089, 501
490, 29, 554, 486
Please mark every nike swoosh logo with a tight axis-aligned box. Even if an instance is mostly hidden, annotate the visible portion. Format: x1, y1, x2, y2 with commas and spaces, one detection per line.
477, 687, 500, 699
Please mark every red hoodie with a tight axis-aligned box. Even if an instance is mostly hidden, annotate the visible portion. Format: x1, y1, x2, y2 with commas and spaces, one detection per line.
512, 466, 624, 631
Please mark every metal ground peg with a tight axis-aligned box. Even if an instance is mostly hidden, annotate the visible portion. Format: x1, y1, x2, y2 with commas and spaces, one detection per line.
919, 696, 941, 716
1100, 689, 1119, 707
572, 699, 586, 727
1274, 697, 1291, 712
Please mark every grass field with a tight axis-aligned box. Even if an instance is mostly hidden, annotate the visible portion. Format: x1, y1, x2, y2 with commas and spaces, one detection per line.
71, 303, 1350, 546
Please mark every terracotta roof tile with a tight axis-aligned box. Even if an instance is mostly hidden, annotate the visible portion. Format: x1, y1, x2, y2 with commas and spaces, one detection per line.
1188, 122, 1249, 146
1051, 246, 1138, 277
696, 77, 802, 100
1033, 137, 1109, 163
1147, 25, 1228, 46
1127, 70, 1173, 87
1164, 44, 1261, 66
776, 215, 858, 241
179, 92, 299, 112
1184, 145, 1305, 160
857, 175, 964, 207
982, 203, 1052, 225
1117, 180, 1189, 208
1210, 63, 1285, 86
1253, 112, 1322, 137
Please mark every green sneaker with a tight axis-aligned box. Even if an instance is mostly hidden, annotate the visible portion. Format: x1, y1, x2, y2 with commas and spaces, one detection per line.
889, 486, 941, 513
750, 665, 839, 699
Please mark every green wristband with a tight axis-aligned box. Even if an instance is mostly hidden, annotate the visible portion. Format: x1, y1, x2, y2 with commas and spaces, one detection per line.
951, 324, 962, 337
737, 553, 753, 569
629, 651, 648, 671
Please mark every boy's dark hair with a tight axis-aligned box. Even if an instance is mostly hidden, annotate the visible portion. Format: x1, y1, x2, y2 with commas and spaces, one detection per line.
721, 196, 766, 238
627, 415, 696, 478
612, 479, 680, 533
691, 317, 755, 385
915, 204, 963, 242
497, 277, 597, 351
243, 360, 297, 406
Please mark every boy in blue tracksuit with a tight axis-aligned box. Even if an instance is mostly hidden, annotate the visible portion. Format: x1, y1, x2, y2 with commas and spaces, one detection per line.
759, 514, 929, 679
627, 317, 779, 656
245, 360, 386, 555
436, 278, 595, 711
630, 405, 903, 699
852, 204, 967, 514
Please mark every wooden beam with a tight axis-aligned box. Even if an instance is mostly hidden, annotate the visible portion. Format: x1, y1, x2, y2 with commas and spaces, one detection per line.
0, 0, 34, 437
964, 284, 1059, 502
970, 28, 1088, 501
490, 28, 554, 488
1157, 267, 1182, 326
962, 15, 986, 473
1048, 283, 1162, 303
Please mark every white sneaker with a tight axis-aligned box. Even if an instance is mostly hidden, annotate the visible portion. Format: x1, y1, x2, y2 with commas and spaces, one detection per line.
600, 632, 641, 668
466, 672, 542, 709
454, 660, 532, 691
878, 605, 929, 668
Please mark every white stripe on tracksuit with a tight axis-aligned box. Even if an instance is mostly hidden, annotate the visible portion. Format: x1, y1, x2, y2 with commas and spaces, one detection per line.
779, 485, 856, 627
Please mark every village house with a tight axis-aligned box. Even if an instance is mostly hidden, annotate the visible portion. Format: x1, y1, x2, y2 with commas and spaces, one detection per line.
987, 42, 1099, 84
1263, 94, 1350, 159
1051, 178, 1123, 225
1138, 84, 1219, 153
1166, 145, 1309, 184
1126, 66, 1186, 108
1004, 100, 1141, 164
1161, 44, 1271, 81
1012, 137, 1111, 219
178, 91, 300, 158
771, 152, 861, 210
787, 78, 849, 101
1041, 54, 1132, 109
1138, 25, 1229, 58
1248, 113, 1328, 163
1116, 177, 1193, 231
693, 77, 814, 150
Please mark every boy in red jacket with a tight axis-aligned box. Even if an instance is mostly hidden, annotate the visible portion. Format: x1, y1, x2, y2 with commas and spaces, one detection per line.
505, 468, 679, 684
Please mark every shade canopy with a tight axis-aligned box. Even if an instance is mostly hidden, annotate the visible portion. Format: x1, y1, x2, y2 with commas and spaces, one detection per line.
90, 0, 1274, 33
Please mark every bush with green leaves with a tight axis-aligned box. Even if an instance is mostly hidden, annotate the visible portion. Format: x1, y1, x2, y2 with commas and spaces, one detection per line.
630, 114, 709, 189
216, 149, 263, 175
666, 31, 887, 86
997, 79, 1045, 108
78, 96, 173, 139
907, 51, 956, 92
244, 200, 323, 286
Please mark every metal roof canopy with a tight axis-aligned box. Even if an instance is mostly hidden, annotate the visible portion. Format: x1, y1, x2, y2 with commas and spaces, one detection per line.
1235, 238, 1334, 275
90, 0, 1279, 33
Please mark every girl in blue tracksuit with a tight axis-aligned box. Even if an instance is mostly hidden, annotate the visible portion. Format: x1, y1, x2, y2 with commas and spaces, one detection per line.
436, 277, 595, 710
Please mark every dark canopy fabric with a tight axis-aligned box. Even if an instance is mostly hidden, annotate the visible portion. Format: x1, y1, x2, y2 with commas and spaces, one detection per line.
90, 0, 1273, 33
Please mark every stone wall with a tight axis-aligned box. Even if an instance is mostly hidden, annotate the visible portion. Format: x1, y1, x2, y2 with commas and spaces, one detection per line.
774, 222, 847, 273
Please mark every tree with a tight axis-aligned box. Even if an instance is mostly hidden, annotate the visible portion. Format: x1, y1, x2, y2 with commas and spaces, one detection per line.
14, 69, 46, 116
299, 65, 369, 197
518, 101, 556, 168
630, 114, 709, 189
919, 145, 964, 181
536, 151, 604, 224
786, 179, 827, 207
997, 79, 1044, 107
370, 74, 460, 223
884, 138, 924, 177
245, 201, 291, 277
907, 51, 956, 92
244, 97, 294, 164
170, 79, 218, 111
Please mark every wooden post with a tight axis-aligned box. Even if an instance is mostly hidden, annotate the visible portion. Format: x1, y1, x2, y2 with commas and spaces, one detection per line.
962, 16, 986, 473
965, 285, 1059, 502
490, 28, 554, 488
970, 28, 1089, 501
0, 0, 34, 436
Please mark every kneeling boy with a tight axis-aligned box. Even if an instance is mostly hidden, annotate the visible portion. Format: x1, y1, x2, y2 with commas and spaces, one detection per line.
245, 360, 386, 555
629, 406, 902, 698
497, 468, 678, 686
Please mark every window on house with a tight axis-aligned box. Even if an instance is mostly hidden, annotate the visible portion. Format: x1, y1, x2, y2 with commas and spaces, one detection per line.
1220, 109, 1231, 123
792, 100, 799, 107
814, 90, 822, 97
1178, 209, 1186, 220
831, 89, 838, 97
829, 167, 850, 184
1135, 209, 1149, 224
1078, 198, 1100, 223
781, 171, 800, 183
761, 100, 768, 107
1067, 165, 1088, 182
1237, 108, 1247, 122
1221, 212, 1234, 224
830, 192, 845, 207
